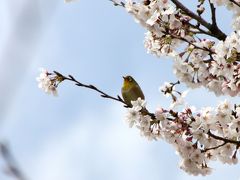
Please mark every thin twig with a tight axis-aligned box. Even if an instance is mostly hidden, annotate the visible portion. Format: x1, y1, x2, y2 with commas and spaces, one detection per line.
171, 0, 211, 29
228, 0, 240, 7
188, 23, 213, 36
171, 0, 227, 40
0, 143, 27, 180
165, 31, 215, 54
208, 0, 217, 27
54, 71, 128, 107
54, 71, 158, 119
207, 130, 240, 145
202, 141, 227, 152
109, 0, 125, 7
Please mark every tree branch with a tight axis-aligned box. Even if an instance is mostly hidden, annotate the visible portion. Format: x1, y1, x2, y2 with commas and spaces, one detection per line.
109, 0, 125, 7
228, 0, 240, 8
171, 0, 227, 40
54, 71, 128, 107
0, 143, 27, 180
53, 71, 158, 119
188, 23, 213, 36
171, 0, 211, 29
164, 30, 215, 54
202, 141, 227, 152
207, 130, 240, 145
208, 0, 217, 27
53, 71, 240, 150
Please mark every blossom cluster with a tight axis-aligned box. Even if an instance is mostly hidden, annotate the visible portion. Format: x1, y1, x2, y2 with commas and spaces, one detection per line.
123, 0, 240, 97
125, 96, 240, 175
159, 81, 188, 108
125, 0, 192, 57
36, 68, 63, 96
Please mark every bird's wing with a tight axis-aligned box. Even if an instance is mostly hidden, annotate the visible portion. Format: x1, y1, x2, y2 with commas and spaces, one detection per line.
131, 85, 145, 100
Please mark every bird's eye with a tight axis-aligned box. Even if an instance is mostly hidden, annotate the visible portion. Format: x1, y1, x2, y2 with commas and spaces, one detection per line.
128, 77, 132, 81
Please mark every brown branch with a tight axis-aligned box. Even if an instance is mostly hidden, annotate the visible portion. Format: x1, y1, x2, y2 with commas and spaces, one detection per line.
207, 130, 240, 145
109, 0, 125, 7
171, 0, 227, 40
0, 143, 27, 180
54, 71, 158, 119
165, 31, 214, 54
188, 23, 213, 36
202, 141, 227, 152
171, 0, 211, 29
228, 0, 240, 7
53, 71, 240, 152
208, 0, 217, 27
199, 130, 240, 153
54, 71, 128, 107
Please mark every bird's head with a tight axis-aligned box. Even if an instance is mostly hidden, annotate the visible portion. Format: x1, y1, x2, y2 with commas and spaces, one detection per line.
122, 75, 137, 89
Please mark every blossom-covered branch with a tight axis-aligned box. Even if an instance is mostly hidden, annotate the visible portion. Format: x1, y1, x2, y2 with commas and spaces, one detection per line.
125, 83, 240, 175
37, 69, 157, 119
39, 0, 240, 176
37, 68, 127, 105
117, 0, 240, 175
37, 68, 240, 175
114, 0, 240, 97
171, 0, 226, 40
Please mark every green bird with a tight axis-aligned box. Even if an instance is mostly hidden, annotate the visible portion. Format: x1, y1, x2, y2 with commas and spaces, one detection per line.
121, 75, 145, 107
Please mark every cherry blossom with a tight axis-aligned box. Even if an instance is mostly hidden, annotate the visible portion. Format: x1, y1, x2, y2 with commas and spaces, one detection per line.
36, 68, 58, 96
40, 0, 240, 176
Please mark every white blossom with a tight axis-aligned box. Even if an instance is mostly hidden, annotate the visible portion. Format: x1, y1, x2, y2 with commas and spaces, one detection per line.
125, 107, 141, 127
146, 10, 160, 26
170, 90, 188, 109
36, 68, 58, 96
131, 97, 146, 111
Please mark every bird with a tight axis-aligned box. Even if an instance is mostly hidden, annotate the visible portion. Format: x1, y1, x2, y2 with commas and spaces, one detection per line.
121, 75, 145, 107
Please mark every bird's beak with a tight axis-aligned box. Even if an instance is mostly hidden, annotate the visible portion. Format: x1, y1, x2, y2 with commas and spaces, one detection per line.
122, 76, 126, 80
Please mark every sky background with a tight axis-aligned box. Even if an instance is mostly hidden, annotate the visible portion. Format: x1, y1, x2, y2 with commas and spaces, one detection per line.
0, 0, 240, 180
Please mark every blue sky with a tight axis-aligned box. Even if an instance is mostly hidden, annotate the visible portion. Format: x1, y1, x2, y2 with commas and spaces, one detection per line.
0, 0, 240, 180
